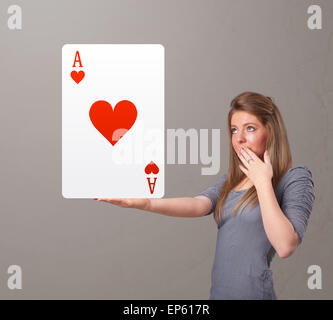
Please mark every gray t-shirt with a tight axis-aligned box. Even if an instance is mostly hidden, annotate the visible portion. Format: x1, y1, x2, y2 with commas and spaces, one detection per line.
197, 166, 315, 300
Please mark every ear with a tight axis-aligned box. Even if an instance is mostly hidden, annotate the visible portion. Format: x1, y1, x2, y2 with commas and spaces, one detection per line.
264, 150, 270, 164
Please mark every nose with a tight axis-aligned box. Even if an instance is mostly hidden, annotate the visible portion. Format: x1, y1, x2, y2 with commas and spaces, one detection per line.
237, 131, 246, 144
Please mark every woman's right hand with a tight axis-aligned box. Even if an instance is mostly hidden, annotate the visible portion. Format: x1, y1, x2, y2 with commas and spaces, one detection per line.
93, 198, 150, 210
94, 197, 211, 218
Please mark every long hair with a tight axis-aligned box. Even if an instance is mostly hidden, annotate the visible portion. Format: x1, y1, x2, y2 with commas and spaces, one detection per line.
214, 92, 292, 226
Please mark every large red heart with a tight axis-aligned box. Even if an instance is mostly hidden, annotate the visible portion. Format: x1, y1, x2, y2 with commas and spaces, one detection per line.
71, 70, 85, 84
89, 100, 137, 146
145, 161, 159, 174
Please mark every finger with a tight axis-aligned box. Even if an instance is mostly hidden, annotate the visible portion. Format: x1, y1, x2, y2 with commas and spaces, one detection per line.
244, 147, 260, 161
239, 164, 248, 175
264, 150, 271, 164
239, 147, 252, 162
104, 198, 122, 203
237, 149, 249, 168
97, 198, 118, 203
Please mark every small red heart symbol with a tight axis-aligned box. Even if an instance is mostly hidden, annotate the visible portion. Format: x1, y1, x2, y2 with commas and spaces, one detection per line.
71, 70, 85, 84
145, 161, 159, 174
89, 100, 137, 146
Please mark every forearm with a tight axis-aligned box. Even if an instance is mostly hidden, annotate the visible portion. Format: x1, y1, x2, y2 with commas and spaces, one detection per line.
256, 180, 298, 258
146, 197, 203, 218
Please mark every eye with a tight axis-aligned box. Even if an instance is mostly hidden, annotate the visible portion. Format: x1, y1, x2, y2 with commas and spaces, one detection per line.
231, 128, 237, 134
247, 126, 255, 132
230, 126, 256, 134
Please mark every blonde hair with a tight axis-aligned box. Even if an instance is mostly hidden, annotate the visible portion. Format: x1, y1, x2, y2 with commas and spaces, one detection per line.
214, 92, 292, 226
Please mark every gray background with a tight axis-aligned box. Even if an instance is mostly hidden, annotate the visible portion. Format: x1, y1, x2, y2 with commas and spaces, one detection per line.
0, 0, 332, 299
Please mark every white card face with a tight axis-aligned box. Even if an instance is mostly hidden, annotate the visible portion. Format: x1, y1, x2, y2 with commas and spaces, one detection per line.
62, 44, 164, 198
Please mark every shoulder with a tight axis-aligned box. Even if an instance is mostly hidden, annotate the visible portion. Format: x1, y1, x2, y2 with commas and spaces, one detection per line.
276, 165, 314, 198
208, 173, 228, 192
275, 166, 313, 195
205, 173, 228, 189
218, 173, 228, 184
287, 165, 312, 176
196, 173, 228, 200
282, 165, 313, 184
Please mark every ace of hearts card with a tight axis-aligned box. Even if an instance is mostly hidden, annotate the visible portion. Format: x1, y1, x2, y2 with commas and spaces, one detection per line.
62, 44, 164, 198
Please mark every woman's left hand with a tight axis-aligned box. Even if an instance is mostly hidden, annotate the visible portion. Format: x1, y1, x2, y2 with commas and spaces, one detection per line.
237, 147, 273, 188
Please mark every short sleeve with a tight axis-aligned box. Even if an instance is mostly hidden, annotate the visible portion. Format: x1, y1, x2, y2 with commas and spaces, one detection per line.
280, 166, 315, 245
196, 174, 227, 216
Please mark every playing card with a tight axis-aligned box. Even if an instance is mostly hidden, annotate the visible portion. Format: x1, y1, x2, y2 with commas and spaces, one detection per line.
62, 44, 164, 198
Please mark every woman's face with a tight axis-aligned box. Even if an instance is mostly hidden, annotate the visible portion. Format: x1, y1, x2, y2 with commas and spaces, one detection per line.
230, 111, 268, 158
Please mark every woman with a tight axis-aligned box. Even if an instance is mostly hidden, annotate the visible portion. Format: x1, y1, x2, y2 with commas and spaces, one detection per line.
94, 91, 315, 300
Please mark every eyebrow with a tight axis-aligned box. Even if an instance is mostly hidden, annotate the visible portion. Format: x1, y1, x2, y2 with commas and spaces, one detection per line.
230, 122, 258, 128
